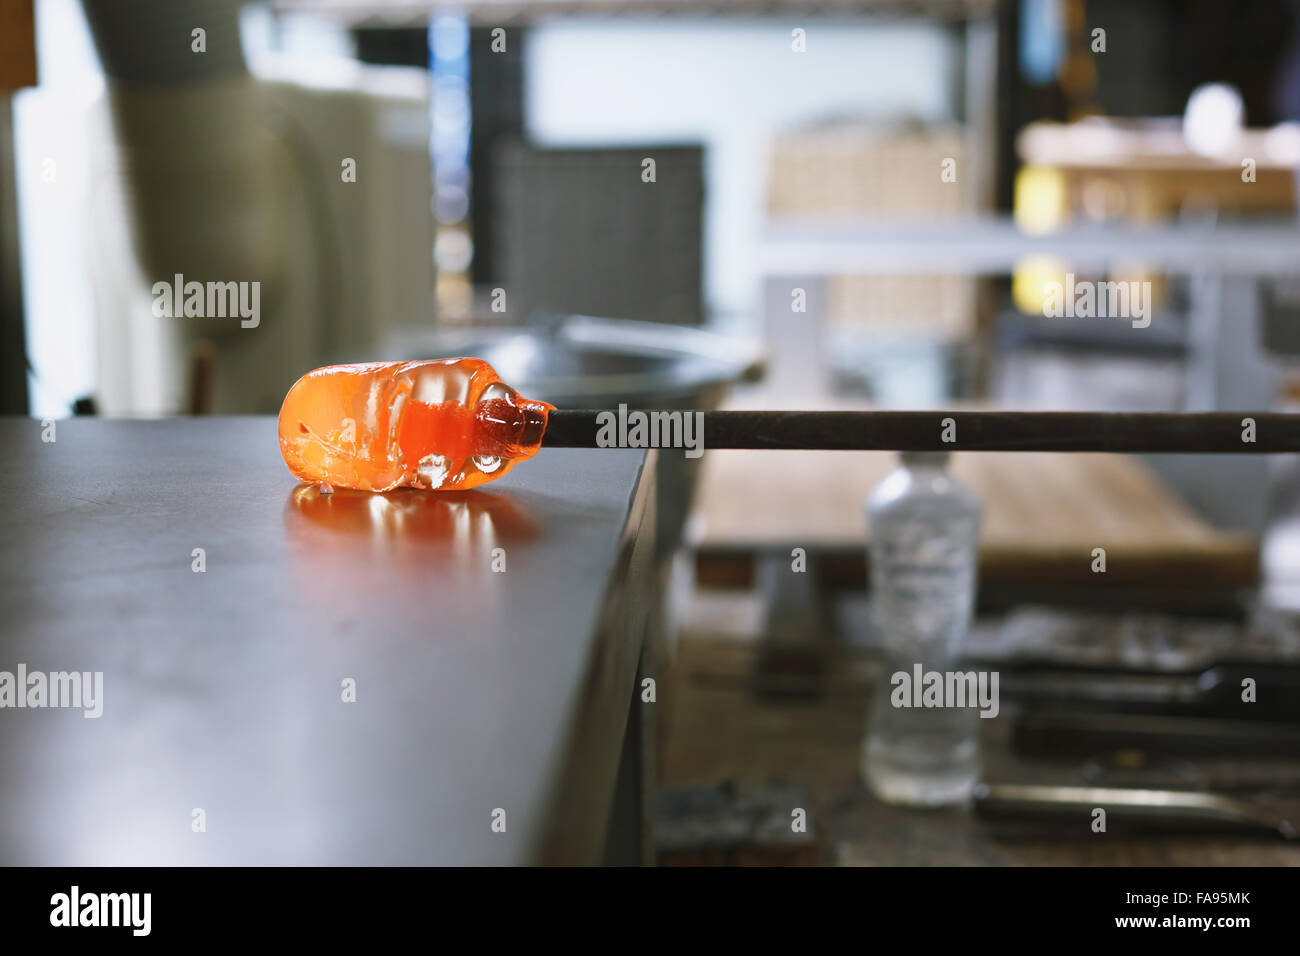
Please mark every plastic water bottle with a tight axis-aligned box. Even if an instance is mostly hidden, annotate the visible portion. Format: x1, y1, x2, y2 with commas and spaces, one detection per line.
863, 451, 982, 806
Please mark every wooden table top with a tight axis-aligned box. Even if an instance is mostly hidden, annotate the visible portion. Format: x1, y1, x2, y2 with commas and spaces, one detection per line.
691, 448, 1258, 592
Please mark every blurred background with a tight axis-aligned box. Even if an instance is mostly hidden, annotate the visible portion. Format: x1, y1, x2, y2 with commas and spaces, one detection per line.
6, 0, 1300, 863
6, 1, 1300, 516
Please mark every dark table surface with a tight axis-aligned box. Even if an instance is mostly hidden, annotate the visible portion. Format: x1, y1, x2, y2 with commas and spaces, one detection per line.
0, 417, 652, 864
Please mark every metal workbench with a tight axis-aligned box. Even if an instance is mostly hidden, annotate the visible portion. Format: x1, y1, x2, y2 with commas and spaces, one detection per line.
0, 417, 656, 865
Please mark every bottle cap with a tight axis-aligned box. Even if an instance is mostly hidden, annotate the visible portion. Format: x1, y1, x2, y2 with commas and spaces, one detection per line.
900, 450, 951, 468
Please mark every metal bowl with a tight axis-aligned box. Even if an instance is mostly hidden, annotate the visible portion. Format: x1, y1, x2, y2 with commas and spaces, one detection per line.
388, 314, 761, 407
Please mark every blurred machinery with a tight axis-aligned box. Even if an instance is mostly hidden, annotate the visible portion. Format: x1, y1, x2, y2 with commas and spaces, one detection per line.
492, 143, 705, 327
81, 0, 434, 415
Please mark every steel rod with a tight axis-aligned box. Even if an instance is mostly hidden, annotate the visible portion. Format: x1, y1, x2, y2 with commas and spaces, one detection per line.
541, 410, 1298, 453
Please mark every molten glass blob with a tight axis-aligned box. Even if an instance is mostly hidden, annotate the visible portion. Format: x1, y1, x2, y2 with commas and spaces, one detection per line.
277, 359, 554, 492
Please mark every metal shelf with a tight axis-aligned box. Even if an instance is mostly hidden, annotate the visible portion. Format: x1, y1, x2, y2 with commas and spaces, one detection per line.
762, 216, 1300, 276
273, 0, 996, 27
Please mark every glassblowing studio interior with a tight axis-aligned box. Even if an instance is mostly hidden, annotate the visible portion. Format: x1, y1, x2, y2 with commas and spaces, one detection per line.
4, 0, 1300, 908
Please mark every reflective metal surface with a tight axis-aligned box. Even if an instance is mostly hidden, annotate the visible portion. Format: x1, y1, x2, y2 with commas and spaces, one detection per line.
0, 417, 653, 864
388, 314, 762, 407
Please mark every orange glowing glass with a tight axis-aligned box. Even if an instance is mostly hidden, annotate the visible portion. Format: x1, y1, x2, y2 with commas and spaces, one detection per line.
278, 359, 554, 492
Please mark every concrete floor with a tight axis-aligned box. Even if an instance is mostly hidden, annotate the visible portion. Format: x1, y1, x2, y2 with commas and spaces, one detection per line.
659, 629, 1300, 865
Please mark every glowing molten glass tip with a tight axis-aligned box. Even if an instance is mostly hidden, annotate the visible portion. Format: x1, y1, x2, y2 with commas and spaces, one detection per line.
277, 358, 554, 492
